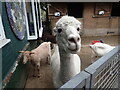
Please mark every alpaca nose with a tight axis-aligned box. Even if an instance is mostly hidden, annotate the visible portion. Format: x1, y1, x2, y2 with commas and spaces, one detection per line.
68, 36, 80, 43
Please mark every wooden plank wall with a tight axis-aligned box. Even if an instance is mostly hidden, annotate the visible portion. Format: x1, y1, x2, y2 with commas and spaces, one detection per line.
48, 2, 119, 36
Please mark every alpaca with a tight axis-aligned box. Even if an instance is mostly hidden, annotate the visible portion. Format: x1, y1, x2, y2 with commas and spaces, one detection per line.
51, 16, 82, 88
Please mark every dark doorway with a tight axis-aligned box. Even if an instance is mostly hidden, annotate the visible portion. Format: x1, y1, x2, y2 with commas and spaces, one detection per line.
111, 2, 120, 16
68, 3, 84, 18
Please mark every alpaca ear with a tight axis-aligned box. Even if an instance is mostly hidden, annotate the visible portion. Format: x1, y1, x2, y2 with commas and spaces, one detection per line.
18, 51, 25, 53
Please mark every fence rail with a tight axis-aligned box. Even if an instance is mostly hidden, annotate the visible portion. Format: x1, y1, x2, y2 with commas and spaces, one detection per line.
59, 71, 90, 89
59, 45, 120, 89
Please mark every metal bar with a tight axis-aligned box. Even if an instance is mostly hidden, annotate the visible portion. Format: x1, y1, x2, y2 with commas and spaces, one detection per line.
94, 60, 119, 87
101, 68, 118, 88
108, 74, 118, 88
85, 46, 119, 75
58, 46, 120, 89
59, 71, 91, 89
107, 64, 119, 88
97, 63, 119, 88
103, 71, 118, 88
85, 46, 120, 88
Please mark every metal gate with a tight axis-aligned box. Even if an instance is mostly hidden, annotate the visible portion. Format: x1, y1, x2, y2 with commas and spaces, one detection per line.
59, 45, 120, 89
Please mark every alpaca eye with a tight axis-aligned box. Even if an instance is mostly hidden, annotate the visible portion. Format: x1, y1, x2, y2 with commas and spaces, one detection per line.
58, 28, 62, 33
77, 27, 80, 31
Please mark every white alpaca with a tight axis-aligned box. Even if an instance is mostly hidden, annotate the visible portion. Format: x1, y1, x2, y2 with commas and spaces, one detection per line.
51, 16, 82, 88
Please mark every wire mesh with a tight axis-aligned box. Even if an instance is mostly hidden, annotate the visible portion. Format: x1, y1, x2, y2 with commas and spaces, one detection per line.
94, 53, 119, 89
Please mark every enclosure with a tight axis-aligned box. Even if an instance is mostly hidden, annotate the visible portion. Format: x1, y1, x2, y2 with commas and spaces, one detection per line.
6, 36, 119, 89
1, 1, 120, 89
60, 45, 120, 89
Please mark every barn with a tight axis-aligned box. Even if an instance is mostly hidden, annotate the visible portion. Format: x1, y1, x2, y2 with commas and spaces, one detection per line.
48, 2, 120, 36
0, 0, 120, 89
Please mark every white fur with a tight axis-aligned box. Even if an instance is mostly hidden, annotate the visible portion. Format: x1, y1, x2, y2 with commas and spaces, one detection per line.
89, 43, 115, 57
21, 42, 51, 77
51, 16, 82, 88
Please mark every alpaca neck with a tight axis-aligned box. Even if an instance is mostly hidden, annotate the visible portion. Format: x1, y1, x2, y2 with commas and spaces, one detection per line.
58, 47, 80, 84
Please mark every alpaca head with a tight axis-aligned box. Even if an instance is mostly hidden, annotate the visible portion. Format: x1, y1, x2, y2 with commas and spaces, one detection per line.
54, 16, 82, 53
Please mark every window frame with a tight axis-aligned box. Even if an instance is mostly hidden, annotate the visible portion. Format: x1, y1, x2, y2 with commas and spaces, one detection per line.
0, 2, 11, 48
23, 0, 43, 40
37, 1, 43, 38
93, 3, 112, 18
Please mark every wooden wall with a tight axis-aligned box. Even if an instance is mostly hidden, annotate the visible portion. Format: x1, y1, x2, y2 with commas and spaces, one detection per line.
83, 3, 119, 36
48, 2, 67, 19
48, 2, 119, 36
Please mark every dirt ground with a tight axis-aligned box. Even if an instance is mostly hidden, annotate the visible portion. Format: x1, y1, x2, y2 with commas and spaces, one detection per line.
25, 35, 119, 88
